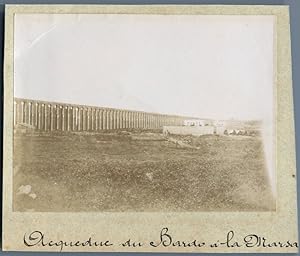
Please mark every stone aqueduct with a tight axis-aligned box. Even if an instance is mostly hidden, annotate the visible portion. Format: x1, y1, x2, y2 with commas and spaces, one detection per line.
14, 98, 195, 132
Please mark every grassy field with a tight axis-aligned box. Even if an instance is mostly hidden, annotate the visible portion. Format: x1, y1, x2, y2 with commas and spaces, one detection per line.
13, 130, 275, 212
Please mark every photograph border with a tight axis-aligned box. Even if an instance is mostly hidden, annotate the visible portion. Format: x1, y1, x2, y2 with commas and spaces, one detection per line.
2, 4, 298, 253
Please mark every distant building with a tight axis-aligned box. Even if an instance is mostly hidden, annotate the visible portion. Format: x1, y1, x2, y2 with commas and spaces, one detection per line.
184, 119, 211, 127
213, 120, 225, 127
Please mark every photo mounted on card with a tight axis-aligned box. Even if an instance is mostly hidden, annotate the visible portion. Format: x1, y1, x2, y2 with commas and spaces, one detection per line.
2, 4, 298, 253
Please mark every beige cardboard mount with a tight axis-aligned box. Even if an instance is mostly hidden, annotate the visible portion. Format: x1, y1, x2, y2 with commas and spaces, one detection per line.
2, 4, 298, 253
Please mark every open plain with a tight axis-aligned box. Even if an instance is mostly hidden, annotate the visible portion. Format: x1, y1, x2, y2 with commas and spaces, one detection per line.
13, 130, 275, 212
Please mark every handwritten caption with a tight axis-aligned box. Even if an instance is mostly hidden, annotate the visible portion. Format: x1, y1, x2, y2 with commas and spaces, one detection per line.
23, 228, 298, 252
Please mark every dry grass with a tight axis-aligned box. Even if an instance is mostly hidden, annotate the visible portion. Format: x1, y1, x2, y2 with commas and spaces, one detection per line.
13, 130, 275, 212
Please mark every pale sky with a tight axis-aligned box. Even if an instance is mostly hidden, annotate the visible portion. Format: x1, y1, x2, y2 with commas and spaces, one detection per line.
14, 14, 274, 120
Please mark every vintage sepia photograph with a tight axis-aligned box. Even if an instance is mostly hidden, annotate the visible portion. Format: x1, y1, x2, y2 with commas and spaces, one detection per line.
13, 13, 276, 212
3, 4, 298, 253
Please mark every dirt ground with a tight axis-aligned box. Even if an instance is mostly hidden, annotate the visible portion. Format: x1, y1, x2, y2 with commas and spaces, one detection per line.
13, 130, 275, 212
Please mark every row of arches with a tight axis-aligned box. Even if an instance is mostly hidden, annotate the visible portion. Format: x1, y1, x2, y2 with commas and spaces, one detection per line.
14, 98, 187, 132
